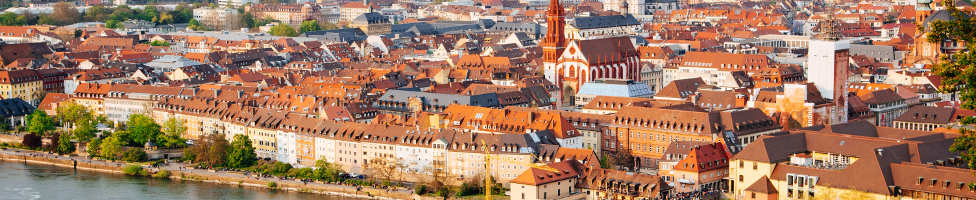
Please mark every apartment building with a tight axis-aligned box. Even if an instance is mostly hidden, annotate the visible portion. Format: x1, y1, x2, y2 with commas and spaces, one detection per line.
0, 69, 43, 105
193, 7, 242, 31
246, 3, 325, 26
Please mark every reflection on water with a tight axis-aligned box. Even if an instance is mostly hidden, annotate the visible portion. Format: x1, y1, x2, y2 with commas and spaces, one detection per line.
0, 161, 350, 200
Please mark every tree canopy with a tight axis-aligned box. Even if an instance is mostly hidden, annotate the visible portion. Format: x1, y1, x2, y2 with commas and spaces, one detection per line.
299, 20, 321, 33
126, 114, 162, 147
185, 133, 229, 168
928, 0, 976, 171
269, 23, 298, 37
159, 118, 187, 148
27, 110, 55, 136
188, 19, 208, 31
99, 131, 127, 160
227, 134, 257, 168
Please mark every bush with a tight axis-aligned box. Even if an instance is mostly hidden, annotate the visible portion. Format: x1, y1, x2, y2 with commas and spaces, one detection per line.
122, 148, 147, 162
122, 165, 147, 176
434, 186, 450, 197
414, 184, 429, 195
21, 133, 41, 149
455, 182, 481, 196
152, 169, 171, 179
266, 181, 278, 189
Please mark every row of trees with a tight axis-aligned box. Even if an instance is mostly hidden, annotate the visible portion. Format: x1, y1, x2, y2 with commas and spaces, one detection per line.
0, 2, 196, 27
268, 20, 338, 37
183, 134, 257, 169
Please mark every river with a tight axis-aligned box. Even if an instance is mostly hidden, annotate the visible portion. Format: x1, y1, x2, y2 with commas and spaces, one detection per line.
0, 161, 352, 200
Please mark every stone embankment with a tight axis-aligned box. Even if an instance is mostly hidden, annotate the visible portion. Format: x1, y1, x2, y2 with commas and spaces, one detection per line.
0, 149, 438, 200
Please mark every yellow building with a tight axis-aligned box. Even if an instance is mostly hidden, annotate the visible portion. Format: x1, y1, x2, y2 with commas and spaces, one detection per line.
0, 70, 45, 105
70, 83, 111, 115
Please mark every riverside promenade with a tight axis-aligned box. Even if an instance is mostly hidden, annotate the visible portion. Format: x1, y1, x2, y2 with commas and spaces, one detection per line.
0, 148, 423, 200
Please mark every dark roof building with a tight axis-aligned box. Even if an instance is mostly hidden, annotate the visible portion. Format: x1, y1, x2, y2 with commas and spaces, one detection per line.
892, 105, 956, 131
570, 14, 640, 29
731, 123, 972, 199
373, 89, 501, 117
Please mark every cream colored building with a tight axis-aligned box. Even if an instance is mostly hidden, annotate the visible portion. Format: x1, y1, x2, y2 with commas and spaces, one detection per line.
509, 161, 583, 200
193, 7, 242, 31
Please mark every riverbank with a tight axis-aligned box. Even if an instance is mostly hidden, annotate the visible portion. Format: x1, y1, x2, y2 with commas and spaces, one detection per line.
0, 148, 427, 200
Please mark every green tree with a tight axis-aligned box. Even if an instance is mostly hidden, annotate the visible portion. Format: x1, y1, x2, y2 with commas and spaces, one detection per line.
299, 20, 321, 33
126, 114, 161, 147
56, 133, 74, 154
86, 137, 102, 158
288, 167, 314, 179
171, 4, 194, 23
188, 18, 208, 31
122, 148, 147, 162
927, 0, 976, 171
108, 5, 134, 21
72, 119, 97, 142
269, 23, 298, 37
123, 164, 147, 176
267, 161, 293, 176
0, 12, 24, 25
56, 102, 92, 128
105, 19, 122, 28
27, 110, 55, 136
99, 132, 126, 160
226, 134, 257, 168
159, 118, 186, 148
241, 12, 256, 28
313, 160, 344, 182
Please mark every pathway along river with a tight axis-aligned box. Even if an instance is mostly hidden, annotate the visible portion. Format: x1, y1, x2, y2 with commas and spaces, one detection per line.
0, 161, 359, 200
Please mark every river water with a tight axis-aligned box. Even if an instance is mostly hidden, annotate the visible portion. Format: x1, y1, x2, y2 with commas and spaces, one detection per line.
0, 161, 351, 200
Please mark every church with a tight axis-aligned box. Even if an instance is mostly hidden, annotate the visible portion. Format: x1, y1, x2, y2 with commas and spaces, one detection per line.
905, 0, 968, 65
541, 0, 641, 104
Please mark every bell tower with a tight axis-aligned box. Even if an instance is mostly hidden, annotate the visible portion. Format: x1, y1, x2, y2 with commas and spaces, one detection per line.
541, 0, 566, 75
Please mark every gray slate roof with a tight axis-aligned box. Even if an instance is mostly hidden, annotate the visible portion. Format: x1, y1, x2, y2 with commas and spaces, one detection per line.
374, 89, 500, 111
0, 98, 33, 118
303, 28, 367, 42
353, 12, 390, 24
850, 44, 895, 61
571, 14, 639, 29
922, 10, 969, 30
392, 22, 438, 35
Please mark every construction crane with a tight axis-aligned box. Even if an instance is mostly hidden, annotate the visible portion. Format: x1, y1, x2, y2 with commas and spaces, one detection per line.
481, 140, 560, 200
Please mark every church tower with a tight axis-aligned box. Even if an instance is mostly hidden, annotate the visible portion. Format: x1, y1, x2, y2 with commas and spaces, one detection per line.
541, 0, 566, 76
